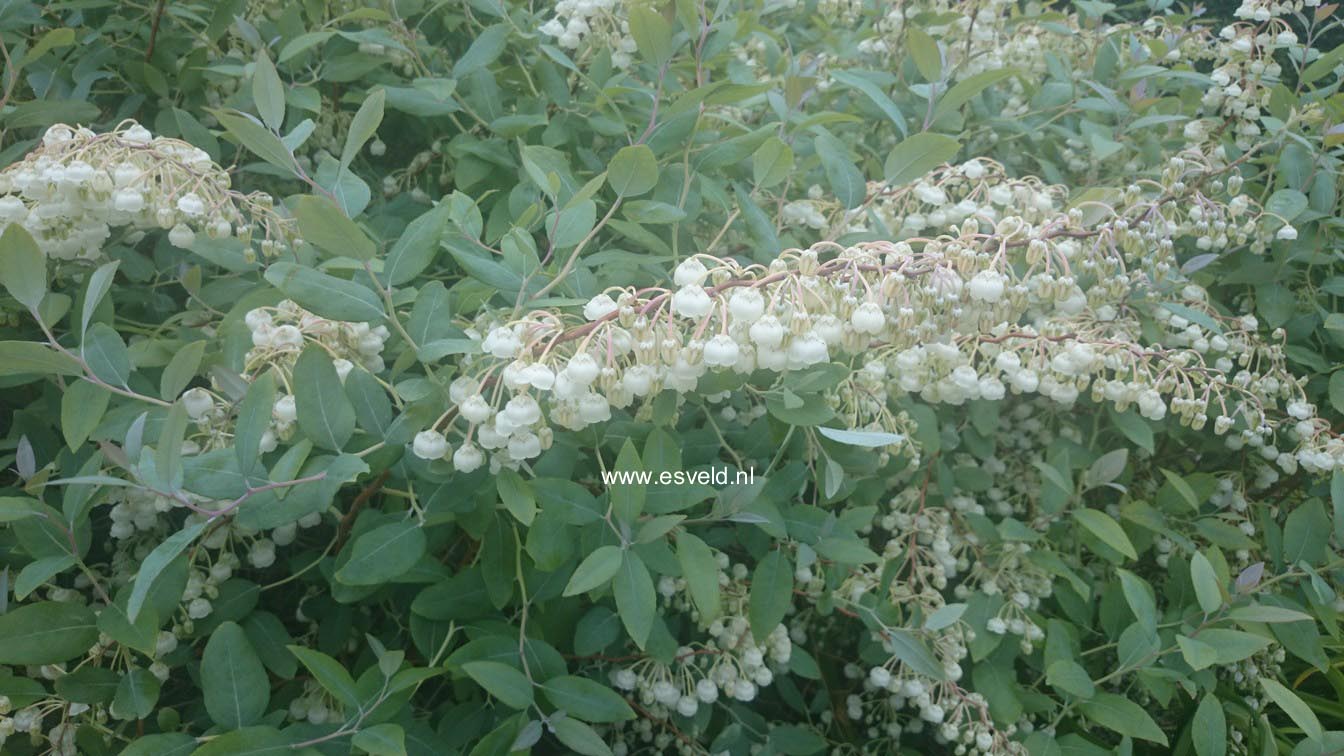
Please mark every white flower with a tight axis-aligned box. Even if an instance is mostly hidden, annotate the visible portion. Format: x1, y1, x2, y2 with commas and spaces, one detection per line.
850, 302, 885, 334
503, 394, 542, 426
270, 324, 304, 349
728, 287, 765, 322
123, 123, 153, 144
1276, 224, 1297, 240
584, 293, 619, 321
482, 326, 522, 359
176, 192, 206, 216
749, 315, 786, 349
565, 353, 600, 385
672, 284, 713, 319
332, 358, 354, 382
453, 442, 485, 472
168, 223, 196, 248
273, 394, 298, 424
459, 394, 493, 424
674, 258, 709, 286
113, 189, 145, 213
181, 387, 214, 420
703, 334, 741, 367
412, 430, 450, 460
968, 270, 1006, 303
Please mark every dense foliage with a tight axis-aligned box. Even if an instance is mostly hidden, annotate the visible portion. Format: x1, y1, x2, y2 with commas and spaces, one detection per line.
2, 0, 1344, 754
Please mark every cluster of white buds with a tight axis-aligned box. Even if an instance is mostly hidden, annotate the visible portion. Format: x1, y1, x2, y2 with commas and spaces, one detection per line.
286, 682, 344, 725
850, 0, 1092, 120
844, 658, 1023, 755
447, 144, 1339, 477
0, 699, 91, 756
609, 551, 792, 721
0, 121, 293, 261
245, 300, 390, 377
538, 0, 639, 68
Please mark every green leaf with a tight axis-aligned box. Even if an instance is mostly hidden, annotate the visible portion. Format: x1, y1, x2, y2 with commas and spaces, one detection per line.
829, 71, 908, 137
335, 520, 426, 585
1332, 470, 1344, 544
381, 203, 450, 286
341, 88, 385, 169
264, 261, 384, 322
1177, 635, 1219, 671
0, 224, 47, 311
814, 131, 866, 208
610, 440, 646, 524
1079, 692, 1169, 745
496, 468, 537, 525
1190, 551, 1224, 614
613, 551, 656, 649
676, 532, 721, 623
99, 595, 159, 657
0, 601, 97, 665
61, 379, 109, 450
212, 109, 296, 174
452, 24, 510, 77
1259, 678, 1323, 742
1265, 189, 1308, 223
907, 28, 942, 82
155, 399, 189, 492
551, 718, 613, 756
292, 345, 357, 451
0, 341, 83, 378
252, 51, 285, 131
293, 195, 376, 261
128, 521, 205, 622
817, 426, 905, 447
1073, 508, 1137, 560
462, 661, 534, 710
1045, 660, 1095, 699
54, 666, 120, 705
0, 496, 42, 523
234, 371, 276, 473
1192, 693, 1227, 756
752, 137, 794, 188
932, 69, 1018, 121
201, 621, 271, 729
119, 733, 196, 756
80, 261, 119, 340
887, 629, 946, 680
627, 4, 671, 66
564, 545, 624, 596
1226, 605, 1315, 624
608, 144, 659, 198
111, 667, 160, 721
288, 646, 361, 709
883, 133, 960, 186
159, 339, 207, 401
189, 726, 294, 756
1199, 628, 1273, 664
1159, 468, 1200, 511
1116, 569, 1157, 633
14, 555, 75, 600
82, 323, 132, 386
352, 723, 406, 756
748, 550, 793, 643
540, 676, 636, 722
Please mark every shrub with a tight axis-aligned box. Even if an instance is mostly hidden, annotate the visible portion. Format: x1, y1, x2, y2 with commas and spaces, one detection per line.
0, 0, 1342, 754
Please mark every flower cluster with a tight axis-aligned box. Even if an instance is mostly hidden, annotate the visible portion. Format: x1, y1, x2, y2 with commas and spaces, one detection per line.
538, 0, 639, 68
427, 144, 1336, 482
244, 300, 391, 378
0, 122, 293, 261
